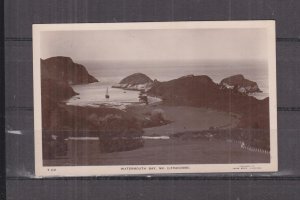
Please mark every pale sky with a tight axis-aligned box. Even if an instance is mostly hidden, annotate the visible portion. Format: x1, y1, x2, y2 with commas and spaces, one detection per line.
40, 28, 268, 63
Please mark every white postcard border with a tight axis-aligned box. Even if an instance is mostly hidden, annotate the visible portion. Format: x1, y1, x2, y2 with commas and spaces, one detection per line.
33, 21, 277, 177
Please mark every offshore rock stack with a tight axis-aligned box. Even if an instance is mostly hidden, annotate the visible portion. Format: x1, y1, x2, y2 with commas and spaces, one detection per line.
112, 73, 154, 91
220, 74, 262, 94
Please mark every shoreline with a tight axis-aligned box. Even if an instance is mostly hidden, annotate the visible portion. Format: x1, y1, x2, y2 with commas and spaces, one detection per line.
68, 81, 269, 109
126, 103, 240, 137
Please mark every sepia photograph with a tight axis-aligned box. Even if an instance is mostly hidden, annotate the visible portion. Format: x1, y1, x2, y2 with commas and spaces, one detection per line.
33, 21, 277, 176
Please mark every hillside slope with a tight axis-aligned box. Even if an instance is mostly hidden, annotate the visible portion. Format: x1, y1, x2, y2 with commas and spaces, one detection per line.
148, 75, 269, 130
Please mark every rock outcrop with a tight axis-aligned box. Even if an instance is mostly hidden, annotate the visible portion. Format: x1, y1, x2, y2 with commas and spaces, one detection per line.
113, 73, 153, 91
220, 74, 261, 94
148, 75, 220, 106
41, 56, 98, 85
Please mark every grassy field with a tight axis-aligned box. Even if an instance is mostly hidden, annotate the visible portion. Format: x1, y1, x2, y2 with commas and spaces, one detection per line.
142, 105, 240, 136
44, 104, 269, 166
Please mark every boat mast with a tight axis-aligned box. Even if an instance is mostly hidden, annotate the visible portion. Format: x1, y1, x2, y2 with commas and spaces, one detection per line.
105, 87, 109, 99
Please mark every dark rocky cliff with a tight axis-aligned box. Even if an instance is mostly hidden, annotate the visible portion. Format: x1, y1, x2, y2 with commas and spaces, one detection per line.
41, 56, 98, 85
41, 56, 98, 125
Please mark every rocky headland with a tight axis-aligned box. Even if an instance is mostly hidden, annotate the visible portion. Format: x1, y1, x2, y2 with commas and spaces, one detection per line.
112, 73, 154, 91
147, 74, 270, 150
220, 74, 262, 94
41, 56, 98, 85
147, 75, 268, 129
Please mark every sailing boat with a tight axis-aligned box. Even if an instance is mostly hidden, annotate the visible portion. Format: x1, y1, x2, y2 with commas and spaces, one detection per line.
105, 87, 110, 99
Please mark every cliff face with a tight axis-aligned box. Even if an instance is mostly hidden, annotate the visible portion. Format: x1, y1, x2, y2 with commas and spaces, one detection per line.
41, 57, 86, 126
113, 73, 153, 91
41, 79, 78, 102
41, 56, 98, 85
148, 75, 269, 130
41, 56, 98, 126
41, 79, 78, 130
40, 57, 144, 159
220, 74, 261, 93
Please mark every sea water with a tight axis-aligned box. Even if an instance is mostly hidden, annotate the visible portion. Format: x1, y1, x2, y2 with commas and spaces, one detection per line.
66, 60, 269, 107
66, 82, 141, 109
